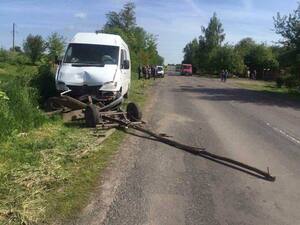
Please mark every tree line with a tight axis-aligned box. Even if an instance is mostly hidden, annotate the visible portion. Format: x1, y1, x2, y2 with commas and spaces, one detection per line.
182, 4, 300, 88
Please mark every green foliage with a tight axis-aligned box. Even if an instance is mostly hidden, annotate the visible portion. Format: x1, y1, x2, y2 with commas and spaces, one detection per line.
276, 77, 284, 88
0, 76, 46, 142
183, 13, 226, 72
100, 2, 163, 69
30, 64, 57, 104
183, 13, 279, 77
235, 38, 256, 58
0, 49, 30, 65
244, 44, 279, 73
273, 3, 300, 84
284, 75, 300, 88
201, 12, 225, 51
23, 34, 46, 64
182, 38, 199, 66
46, 32, 66, 63
209, 46, 245, 74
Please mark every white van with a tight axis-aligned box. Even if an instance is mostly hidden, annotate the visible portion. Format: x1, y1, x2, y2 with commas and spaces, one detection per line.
55, 32, 131, 105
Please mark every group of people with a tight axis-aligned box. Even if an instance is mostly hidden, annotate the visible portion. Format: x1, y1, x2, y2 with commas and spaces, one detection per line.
247, 70, 257, 80
220, 70, 229, 82
138, 65, 157, 80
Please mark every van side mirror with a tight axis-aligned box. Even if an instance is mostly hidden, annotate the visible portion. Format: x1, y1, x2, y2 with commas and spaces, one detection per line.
55, 56, 62, 65
122, 60, 130, 69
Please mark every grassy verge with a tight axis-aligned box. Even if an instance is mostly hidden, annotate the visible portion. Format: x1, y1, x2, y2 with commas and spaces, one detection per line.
0, 72, 154, 225
230, 78, 300, 100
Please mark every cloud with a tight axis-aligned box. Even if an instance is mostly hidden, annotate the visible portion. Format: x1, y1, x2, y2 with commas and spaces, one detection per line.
74, 12, 87, 19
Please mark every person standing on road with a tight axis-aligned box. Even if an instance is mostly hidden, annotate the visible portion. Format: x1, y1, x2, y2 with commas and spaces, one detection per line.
138, 65, 142, 80
142, 65, 147, 79
220, 70, 225, 82
151, 65, 156, 80
224, 70, 229, 82
147, 65, 151, 79
247, 70, 250, 79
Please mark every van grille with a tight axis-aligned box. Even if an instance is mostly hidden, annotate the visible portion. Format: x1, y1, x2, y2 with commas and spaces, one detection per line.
67, 85, 102, 97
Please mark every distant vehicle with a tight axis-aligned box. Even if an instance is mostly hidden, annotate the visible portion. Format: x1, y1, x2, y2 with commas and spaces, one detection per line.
181, 64, 192, 75
55, 32, 131, 104
175, 64, 181, 75
156, 65, 164, 77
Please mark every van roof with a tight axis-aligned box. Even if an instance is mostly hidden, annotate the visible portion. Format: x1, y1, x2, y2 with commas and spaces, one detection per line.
70, 32, 128, 48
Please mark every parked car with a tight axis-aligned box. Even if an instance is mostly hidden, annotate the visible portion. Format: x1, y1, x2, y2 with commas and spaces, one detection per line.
55, 32, 131, 104
156, 65, 164, 77
181, 64, 192, 75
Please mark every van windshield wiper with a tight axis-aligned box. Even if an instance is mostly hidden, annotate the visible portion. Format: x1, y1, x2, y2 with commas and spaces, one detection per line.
71, 63, 105, 67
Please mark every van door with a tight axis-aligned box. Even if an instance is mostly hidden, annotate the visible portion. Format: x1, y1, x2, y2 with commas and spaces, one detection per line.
120, 49, 130, 95
124, 49, 130, 93
120, 49, 126, 95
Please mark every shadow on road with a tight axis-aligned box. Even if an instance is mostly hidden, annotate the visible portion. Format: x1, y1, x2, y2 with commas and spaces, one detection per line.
173, 86, 300, 110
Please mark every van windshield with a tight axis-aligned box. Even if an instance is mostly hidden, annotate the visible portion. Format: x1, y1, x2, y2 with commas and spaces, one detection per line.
64, 43, 119, 65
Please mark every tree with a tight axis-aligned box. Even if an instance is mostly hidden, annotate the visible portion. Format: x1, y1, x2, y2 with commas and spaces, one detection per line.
100, 2, 163, 69
235, 38, 256, 58
102, 2, 136, 32
182, 38, 198, 65
197, 13, 225, 72
201, 13, 225, 51
46, 32, 66, 63
274, 3, 300, 77
244, 44, 279, 78
23, 34, 45, 64
209, 46, 245, 75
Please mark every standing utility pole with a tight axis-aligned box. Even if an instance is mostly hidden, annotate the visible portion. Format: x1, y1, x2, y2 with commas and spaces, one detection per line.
12, 23, 15, 51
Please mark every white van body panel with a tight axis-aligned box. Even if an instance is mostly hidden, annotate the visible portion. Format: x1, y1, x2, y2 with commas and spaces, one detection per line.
56, 32, 130, 96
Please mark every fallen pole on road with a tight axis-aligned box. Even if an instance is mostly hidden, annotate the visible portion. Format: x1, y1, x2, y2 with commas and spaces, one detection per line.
102, 115, 276, 182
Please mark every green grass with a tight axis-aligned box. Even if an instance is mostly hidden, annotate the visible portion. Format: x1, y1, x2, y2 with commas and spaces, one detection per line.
0, 63, 38, 81
0, 71, 154, 225
231, 78, 300, 100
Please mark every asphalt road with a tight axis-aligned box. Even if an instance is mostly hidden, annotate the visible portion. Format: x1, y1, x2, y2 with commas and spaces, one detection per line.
76, 75, 300, 225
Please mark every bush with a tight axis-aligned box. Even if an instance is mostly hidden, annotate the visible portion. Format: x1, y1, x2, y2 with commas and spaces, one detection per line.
276, 77, 284, 88
31, 64, 57, 104
0, 76, 47, 141
7, 51, 30, 65
0, 48, 8, 62
284, 75, 300, 88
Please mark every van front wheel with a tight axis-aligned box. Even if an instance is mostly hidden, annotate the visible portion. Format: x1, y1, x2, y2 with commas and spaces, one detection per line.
85, 104, 99, 128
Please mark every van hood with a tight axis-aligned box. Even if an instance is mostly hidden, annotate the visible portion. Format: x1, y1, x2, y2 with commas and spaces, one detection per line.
57, 64, 118, 86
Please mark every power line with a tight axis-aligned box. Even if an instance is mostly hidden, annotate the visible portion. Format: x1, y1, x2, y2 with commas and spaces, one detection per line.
12, 23, 16, 51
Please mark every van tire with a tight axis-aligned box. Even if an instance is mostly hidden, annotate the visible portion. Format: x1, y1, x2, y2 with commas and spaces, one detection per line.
85, 104, 99, 128
126, 102, 142, 122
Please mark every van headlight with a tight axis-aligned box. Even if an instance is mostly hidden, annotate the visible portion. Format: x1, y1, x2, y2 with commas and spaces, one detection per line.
56, 81, 69, 91
100, 81, 118, 90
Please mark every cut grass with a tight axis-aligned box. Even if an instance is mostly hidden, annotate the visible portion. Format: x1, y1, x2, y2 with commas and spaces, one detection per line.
0, 72, 154, 224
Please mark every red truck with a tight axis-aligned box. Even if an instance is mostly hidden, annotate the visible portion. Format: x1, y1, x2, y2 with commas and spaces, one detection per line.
181, 64, 192, 75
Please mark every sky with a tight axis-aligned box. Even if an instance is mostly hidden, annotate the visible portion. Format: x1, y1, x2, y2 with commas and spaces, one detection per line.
0, 0, 298, 64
